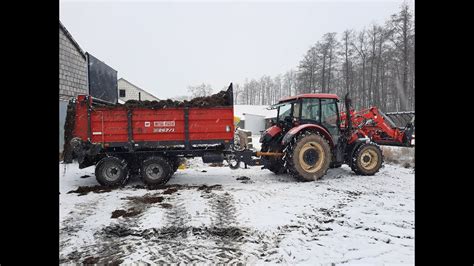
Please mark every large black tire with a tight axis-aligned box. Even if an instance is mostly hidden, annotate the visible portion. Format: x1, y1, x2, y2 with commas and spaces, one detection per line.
284, 132, 331, 181
351, 142, 383, 175
261, 140, 285, 175
141, 157, 172, 185
95, 157, 129, 187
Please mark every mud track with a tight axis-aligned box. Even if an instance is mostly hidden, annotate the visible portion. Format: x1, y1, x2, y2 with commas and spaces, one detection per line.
60, 186, 289, 264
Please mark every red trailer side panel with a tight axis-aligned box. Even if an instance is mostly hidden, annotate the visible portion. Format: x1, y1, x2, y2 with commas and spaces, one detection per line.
91, 109, 128, 143
188, 108, 234, 141
131, 108, 185, 142
72, 95, 234, 146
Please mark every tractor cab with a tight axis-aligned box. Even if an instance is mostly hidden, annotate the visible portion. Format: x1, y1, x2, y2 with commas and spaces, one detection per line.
269, 94, 341, 141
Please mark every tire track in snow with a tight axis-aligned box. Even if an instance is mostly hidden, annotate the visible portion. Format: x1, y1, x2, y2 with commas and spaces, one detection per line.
59, 197, 101, 263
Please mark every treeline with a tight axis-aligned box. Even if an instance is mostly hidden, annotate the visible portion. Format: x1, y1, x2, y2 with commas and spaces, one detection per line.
232, 4, 414, 112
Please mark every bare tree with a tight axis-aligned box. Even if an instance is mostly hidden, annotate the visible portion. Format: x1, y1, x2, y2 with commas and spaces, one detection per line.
352, 29, 369, 108
235, 4, 413, 112
273, 74, 282, 103
284, 69, 296, 96
317, 33, 339, 93
341, 30, 354, 94
187, 83, 213, 98
298, 45, 319, 93
386, 3, 414, 110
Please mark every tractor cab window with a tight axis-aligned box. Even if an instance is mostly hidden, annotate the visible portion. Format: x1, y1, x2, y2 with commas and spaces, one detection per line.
301, 98, 320, 122
293, 103, 301, 119
277, 102, 293, 122
321, 99, 339, 135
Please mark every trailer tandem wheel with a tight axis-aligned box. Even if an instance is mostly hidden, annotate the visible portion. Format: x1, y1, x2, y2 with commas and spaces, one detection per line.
95, 157, 129, 187
141, 156, 173, 185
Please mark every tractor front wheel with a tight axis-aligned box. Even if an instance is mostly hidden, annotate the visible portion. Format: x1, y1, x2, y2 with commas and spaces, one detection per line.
285, 132, 331, 181
351, 143, 383, 175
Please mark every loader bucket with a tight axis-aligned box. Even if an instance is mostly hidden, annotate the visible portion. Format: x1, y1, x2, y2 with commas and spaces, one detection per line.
385, 111, 415, 129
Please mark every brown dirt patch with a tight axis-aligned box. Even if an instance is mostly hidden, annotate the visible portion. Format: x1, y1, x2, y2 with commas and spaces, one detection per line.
197, 184, 223, 193
83, 256, 99, 264
163, 188, 178, 195
111, 208, 141, 218
126, 195, 164, 204
160, 203, 173, 209
67, 186, 112, 196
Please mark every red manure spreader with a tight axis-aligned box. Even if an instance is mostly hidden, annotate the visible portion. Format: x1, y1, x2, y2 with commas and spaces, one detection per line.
63, 83, 414, 186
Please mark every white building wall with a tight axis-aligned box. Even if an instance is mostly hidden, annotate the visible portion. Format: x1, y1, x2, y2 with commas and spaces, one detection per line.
243, 113, 266, 135
118, 79, 159, 101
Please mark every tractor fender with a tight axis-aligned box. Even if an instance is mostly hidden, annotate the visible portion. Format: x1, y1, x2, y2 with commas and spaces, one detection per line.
281, 124, 334, 147
259, 125, 282, 143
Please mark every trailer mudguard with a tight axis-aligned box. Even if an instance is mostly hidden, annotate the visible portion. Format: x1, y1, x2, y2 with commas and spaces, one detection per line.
281, 124, 334, 147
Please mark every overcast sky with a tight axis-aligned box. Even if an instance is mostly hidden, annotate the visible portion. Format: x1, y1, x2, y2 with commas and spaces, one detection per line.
60, 0, 413, 99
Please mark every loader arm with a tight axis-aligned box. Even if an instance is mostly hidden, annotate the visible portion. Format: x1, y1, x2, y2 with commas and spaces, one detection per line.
341, 107, 415, 147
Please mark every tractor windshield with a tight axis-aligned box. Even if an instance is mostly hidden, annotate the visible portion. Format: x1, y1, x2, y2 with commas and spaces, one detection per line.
276, 101, 294, 122
301, 98, 320, 122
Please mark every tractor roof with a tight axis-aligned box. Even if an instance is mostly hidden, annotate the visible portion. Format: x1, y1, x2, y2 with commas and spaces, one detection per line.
278, 93, 339, 103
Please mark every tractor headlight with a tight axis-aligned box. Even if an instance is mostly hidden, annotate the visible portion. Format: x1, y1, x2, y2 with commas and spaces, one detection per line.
226, 125, 231, 132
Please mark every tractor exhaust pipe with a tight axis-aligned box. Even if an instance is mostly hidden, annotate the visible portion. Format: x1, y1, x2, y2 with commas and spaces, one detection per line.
344, 93, 353, 135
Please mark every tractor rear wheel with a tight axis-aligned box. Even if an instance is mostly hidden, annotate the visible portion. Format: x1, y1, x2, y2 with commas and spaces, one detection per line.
95, 157, 129, 187
351, 143, 383, 175
141, 157, 172, 185
285, 132, 331, 181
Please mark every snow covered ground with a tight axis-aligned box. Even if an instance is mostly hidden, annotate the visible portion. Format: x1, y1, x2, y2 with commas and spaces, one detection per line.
382, 146, 415, 168
59, 157, 414, 264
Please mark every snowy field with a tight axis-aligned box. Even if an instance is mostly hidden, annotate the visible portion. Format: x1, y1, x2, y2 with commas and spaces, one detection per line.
59, 155, 414, 264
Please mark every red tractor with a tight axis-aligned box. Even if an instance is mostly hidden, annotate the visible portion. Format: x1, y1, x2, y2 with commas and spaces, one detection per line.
258, 93, 415, 181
